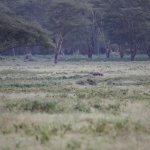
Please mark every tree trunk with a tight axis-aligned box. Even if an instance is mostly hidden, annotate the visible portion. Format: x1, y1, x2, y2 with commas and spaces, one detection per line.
54, 36, 63, 64
106, 49, 110, 58
120, 51, 124, 58
88, 52, 92, 59
131, 51, 136, 61
119, 45, 124, 58
130, 48, 137, 61
54, 52, 58, 64
146, 45, 150, 60
12, 48, 15, 56
87, 47, 93, 59
24, 46, 29, 55
130, 44, 138, 61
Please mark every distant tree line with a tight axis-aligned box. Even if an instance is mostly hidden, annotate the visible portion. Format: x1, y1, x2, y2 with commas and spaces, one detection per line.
1, 0, 150, 63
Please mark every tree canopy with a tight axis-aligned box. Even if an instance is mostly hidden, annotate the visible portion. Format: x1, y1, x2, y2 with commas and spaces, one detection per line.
1, 0, 150, 61
47, 0, 89, 63
103, 0, 150, 60
0, 14, 54, 52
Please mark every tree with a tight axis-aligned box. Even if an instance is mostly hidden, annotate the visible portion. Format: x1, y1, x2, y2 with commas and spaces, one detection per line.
103, 0, 150, 61
84, 0, 105, 58
87, 0, 109, 58
139, 0, 150, 59
0, 0, 52, 25
0, 14, 54, 53
0, 1, 11, 14
47, 0, 88, 63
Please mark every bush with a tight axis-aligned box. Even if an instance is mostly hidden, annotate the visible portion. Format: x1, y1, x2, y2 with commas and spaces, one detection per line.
24, 53, 36, 61
21, 100, 57, 113
76, 78, 97, 85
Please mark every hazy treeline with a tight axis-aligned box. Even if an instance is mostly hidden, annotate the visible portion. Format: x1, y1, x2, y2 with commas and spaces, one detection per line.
1, 0, 150, 62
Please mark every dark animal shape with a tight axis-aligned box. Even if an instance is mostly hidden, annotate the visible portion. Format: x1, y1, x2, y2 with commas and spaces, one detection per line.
90, 71, 103, 76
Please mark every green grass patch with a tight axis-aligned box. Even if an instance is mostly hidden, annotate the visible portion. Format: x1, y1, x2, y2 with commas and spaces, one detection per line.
0, 56, 150, 150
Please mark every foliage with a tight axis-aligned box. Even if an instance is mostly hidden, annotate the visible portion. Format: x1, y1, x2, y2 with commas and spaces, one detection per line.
1, 0, 150, 60
0, 14, 54, 52
103, 0, 150, 60
47, 0, 89, 63
24, 53, 36, 61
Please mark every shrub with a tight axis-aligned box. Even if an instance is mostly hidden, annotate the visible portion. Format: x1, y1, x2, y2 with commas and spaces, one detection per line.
24, 53, 36, 61
76, 78, 97, 85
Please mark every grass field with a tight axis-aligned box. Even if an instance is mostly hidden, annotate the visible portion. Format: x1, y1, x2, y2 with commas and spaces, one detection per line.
0, 55, 150, 150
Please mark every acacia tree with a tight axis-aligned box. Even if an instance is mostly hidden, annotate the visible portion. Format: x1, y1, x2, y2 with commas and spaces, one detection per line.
62, 0, 103, 58
84, 1, 97, 58
61, 28, 89, 55
0, 0, 52, 25
139, 0, 150, 59
103, 0, 150, 61
47, 0, 88, 63
0, 15, 54, 53
102, 0, 128, 58
81, 0, 106, 58
145, 23, 150, 59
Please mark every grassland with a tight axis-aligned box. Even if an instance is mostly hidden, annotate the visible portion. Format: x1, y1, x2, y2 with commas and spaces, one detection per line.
0, 55, 150, 150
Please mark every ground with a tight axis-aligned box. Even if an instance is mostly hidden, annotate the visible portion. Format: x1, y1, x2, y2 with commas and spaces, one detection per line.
0, 55, 150, 150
